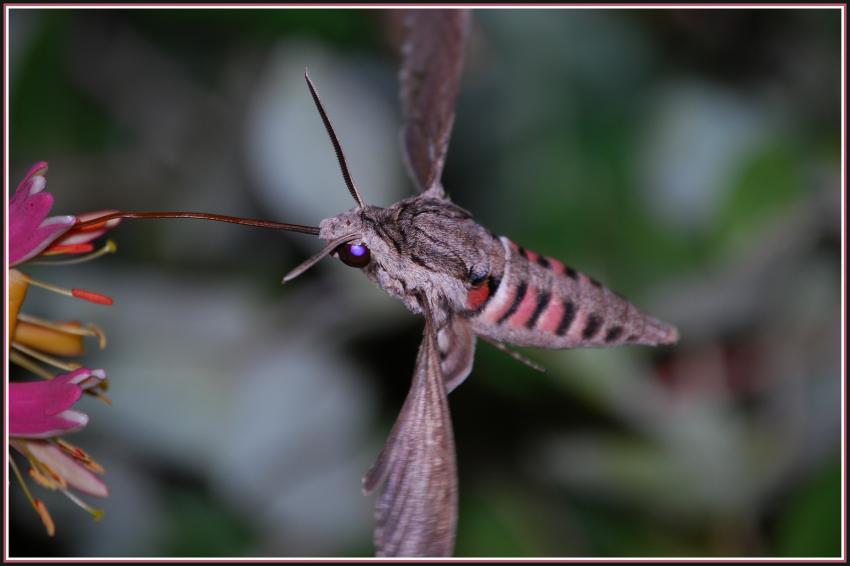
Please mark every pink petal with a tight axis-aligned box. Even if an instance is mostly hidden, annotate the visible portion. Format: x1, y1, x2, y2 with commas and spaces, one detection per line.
9, 162, 76, 266
10, 161, 49, 205
9, 368, 106, 438
18, 440, 109, 497
9, 163, 50, 223
10, 213, 77, 266
18, 161, 49, 188
69, 368, 107, 390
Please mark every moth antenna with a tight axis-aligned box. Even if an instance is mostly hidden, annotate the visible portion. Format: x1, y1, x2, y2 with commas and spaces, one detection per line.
282, 232, 359, 283
304, 70, 366, 209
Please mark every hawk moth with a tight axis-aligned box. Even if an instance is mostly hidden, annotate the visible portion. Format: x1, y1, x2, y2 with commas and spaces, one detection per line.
77, 9, 678, 557
284, 10, 678, 557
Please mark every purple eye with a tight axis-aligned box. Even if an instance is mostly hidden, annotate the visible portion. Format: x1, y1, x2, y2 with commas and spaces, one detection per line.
338, 242, 371, 268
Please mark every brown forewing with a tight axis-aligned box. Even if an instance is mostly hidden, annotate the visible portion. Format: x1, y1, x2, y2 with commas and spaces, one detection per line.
399, 9, 471, 195
362, 310, 458, 557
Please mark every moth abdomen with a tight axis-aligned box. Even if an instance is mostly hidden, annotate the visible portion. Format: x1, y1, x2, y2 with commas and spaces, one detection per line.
466, 237, 678, 350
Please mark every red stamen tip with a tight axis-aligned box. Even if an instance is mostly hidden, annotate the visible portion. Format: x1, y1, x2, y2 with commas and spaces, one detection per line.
71, 289, 114, 305
45, 243, 95, 255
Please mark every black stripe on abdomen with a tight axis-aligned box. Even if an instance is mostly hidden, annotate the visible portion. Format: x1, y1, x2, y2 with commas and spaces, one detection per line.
582, 314, 602, 340
526, 291, 551, 329
604, 326, 623, 342
497, 281, 527, 325
555, 300, 576, 336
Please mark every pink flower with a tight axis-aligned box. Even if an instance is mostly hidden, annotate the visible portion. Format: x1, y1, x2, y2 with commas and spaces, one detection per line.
9, 368, 110, 511
10, 368, 107, 438
12, 439, 109, 499
8, 162, 76, 267
9, 161, 121, 268
7, 368, 112, 536
8, 161, 118, 535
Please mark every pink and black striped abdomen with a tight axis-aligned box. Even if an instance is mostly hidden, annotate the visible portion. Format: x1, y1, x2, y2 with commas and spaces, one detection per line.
464, 238, 678, 350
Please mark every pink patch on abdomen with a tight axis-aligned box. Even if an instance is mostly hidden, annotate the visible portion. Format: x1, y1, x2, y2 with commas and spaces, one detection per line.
508, 285, 540, 328
547, 257, 566, 276
568, 310, 589, 341
538, 298, 565, 334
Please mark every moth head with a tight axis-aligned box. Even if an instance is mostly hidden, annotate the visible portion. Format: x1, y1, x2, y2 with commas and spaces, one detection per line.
319, 209, 372, 265
281, 72, 372, 283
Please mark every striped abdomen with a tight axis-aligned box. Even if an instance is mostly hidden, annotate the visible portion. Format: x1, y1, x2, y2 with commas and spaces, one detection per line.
464, 237, 678, 349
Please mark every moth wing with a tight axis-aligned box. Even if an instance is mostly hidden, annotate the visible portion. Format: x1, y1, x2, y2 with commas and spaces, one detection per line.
399, 9, 471, 197
437, 315, 476, 393
362, 316, 458, 557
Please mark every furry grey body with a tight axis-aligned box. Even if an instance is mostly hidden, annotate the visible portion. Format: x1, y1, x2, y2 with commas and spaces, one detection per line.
319, 194, 677, 355
321, 195, 490, 327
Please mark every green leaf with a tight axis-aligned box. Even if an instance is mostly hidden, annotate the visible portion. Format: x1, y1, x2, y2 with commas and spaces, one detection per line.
774, 458, 841, 557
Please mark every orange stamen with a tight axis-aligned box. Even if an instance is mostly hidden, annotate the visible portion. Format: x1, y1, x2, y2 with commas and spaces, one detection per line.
43, 243, 95, 256
56, 439, 106, 474
25, 276, 112, 306
9, 270, 30, 339
34, 500, 56, 537
29, 466, 64, 490
16, 315, 108, 349
13, 320, 86, 356
71, 288, 114, 305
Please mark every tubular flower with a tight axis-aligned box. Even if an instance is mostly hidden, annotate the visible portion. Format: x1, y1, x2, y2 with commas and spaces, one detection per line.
7, 162, 118, 535
9, 162, 76, 267
10, 368, 107, 438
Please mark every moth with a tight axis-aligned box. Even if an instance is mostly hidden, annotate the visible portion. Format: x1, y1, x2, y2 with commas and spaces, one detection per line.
287, 10, 679, 557
80, 9, 678, 558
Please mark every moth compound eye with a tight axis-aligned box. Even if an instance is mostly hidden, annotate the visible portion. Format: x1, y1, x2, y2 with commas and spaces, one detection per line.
338, 242, 371, 268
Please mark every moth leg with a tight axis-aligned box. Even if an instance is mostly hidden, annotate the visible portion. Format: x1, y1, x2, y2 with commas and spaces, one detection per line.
481, 336, 546, 373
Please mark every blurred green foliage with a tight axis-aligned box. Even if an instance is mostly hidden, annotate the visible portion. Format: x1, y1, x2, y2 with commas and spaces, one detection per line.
775, 458, 841, 557
160, 487, 257, 556
11, 12, 120, 153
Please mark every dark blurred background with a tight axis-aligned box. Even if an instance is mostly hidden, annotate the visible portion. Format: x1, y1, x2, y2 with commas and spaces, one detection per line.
7, 8, 842, 558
